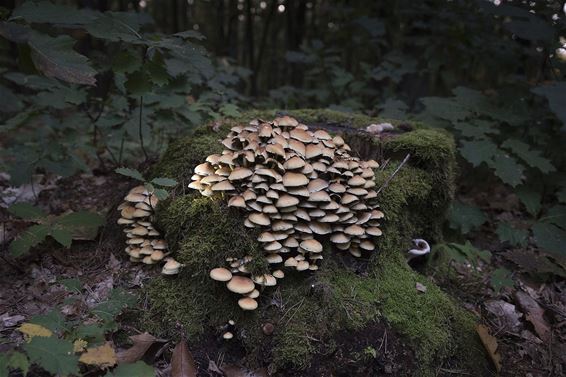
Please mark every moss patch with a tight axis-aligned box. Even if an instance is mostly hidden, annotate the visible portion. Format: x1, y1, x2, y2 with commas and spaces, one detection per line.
144, 110, 489, 376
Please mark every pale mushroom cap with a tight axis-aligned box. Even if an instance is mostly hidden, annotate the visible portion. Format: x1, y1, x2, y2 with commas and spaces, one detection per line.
273, 270, 285, 279
246, 289, 260, 298
223, 332, 234, 339
194, 162, 214, 175
284, 257, 298, 267
266, 254, 283, 264
238, 297, 258, 310
150, 250, 165, 261
229, 167, 253, 181
282, 172, 309, 187
300, 239, 323, 253
249, 212, 271, 226
276, 194, 300, 208
296, 260, 310, 271
210, 267, 233, 282
344, 224, 365, 236
227, 276, 255, 294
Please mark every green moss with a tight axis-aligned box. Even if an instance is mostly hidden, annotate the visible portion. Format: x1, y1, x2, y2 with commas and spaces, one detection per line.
145, 110, 489, 376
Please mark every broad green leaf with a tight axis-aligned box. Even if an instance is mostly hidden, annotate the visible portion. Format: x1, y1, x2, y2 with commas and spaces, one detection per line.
8, 203, 46, 220
145, 53, 170, 87
23, 336, 79, 376
73, 324, 106, 343
153, 188, 169, 200
0, 21, 32, 44
51, 228, 72, 248
490, 268, 514, 292
56, 211, 104, 227
115, 167, 145, 181
532, 82, 566, 129
540, 205, 566, 229
219, 103, 241, 118
9, 224, 50, 257
501, 139, 555, 173
0, 351, 29, 377
124, 70, 152, 95
496, 223, 528, 247
86, 12, 144, 43
488, 152, 524, 187
92, 289, 136, 323
112, 50, 142, 74
151, 178, 177, 187
459, 139, 497, 167
12, 2, 97, 26
174, 30, 206, 40
30, 310, 66, 333
28, 33, 97, 86
453, 119, 500, 139
532, 222, 566, 259
447, 201, 487, 234
105, 361, 154, 377
377, 98, 408, 119
515, 186, 542, 217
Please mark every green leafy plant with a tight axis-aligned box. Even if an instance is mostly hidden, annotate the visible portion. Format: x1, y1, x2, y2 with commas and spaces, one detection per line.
115, 167, 177, 200
0, 287, 142, 377
7, 203, 103, 257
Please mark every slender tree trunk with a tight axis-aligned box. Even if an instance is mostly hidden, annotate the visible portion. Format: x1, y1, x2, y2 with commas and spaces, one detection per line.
245, 0, 256, 95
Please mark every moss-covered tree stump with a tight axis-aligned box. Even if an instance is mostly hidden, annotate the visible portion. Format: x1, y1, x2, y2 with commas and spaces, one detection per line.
144, 109, 491, 376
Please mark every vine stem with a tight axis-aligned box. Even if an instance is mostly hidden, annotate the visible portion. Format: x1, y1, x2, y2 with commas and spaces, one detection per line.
139, 96, 148, 161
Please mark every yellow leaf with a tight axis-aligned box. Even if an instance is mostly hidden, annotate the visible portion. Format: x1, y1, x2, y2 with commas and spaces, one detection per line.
18, 323, 53, 341
476, 324, 502, 373
79, 342, 117, 368
73, 339, 88, 353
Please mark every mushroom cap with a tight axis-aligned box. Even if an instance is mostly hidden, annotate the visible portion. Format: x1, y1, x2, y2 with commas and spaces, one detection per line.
212, 180, 235, 191
194, 162, 214, 175
366, 227, 383, 236
223, 332, 234, 340
258, 232, 276, 242
272, 270, 285, 279
300, 239, 323, 253
282, 172, 309, 187
228, 195, 246, 208
296, 260, 310, 271
344, 224, 365, 236
276, 194, 300, 208
266, 254, 283, 264
161, 258, 182, 275
284, 156, 306, 170
150, 250, 165, 261
210, 267, 233, 282
284, 257, 298, 267
229, 167, 253, 181
248, 213, 271, 226
125, 193, 146, 203
246, 289, 260, 299
307, 178, 329, 193
238, 297, 258, 310
330, 233, 350, 244
227, 276, 255, 294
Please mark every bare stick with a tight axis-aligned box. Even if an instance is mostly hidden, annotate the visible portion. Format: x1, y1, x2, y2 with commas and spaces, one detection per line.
376, 153, 410, 196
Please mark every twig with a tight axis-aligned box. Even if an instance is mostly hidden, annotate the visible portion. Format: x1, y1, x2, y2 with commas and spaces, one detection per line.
375, 153, 410, 196
138, 96, 148, 161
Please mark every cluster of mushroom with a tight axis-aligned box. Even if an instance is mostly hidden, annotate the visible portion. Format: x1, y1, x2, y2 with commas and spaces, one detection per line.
189, 116, 384, 310
117, 185, 182, 275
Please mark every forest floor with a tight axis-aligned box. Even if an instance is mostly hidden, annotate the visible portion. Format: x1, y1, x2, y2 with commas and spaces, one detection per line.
0, 166, 565, 376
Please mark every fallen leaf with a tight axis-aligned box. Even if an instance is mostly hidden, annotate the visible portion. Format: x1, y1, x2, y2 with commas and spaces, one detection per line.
476, 324, 502, 373
79, 342, 117, 368
484, 300, 522, 331
117, 332, 161, 364
73, 339, 88, 353
1, 313, 25, 327
415, 282, 427, 293
221, 364, 269, 377
171, 340, 197, 377
18, 323, 53, 340
514, 291, 551, 342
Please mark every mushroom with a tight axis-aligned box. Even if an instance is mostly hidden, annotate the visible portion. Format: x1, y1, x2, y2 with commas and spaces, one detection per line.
186, 115, 385, 307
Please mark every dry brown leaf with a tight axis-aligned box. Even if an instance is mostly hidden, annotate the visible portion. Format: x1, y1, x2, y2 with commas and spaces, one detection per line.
514, 291, 551, 343
171, 340, 197, 377
79, 342, 117, 368
476, 324, 502, 373
221, 364, 269, 377
117, 332, 161, 364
